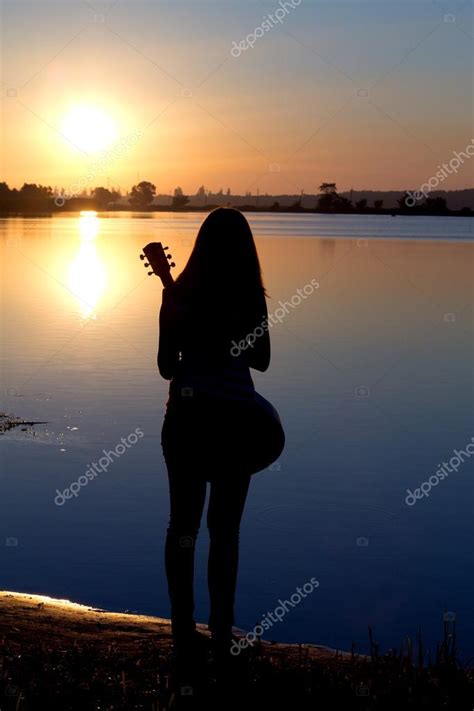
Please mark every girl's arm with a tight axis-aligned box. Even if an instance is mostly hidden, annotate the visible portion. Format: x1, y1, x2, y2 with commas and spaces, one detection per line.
246, 291, 271, 372
157, 287, 180, 380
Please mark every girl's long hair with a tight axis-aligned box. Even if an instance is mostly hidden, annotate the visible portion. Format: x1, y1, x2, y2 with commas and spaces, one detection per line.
176, 208, 266, 302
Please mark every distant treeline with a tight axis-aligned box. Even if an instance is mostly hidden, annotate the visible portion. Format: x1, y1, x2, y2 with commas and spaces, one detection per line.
1, 181, 473, 216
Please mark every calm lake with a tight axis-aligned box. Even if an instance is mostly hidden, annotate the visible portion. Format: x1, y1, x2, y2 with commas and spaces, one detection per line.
1, 212, 473, 658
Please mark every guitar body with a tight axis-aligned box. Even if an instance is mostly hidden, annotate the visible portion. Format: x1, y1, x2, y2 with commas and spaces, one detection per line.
162, 390, 285, 478
237, 391, 285, 474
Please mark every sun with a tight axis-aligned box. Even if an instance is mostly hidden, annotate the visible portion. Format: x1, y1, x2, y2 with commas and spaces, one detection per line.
61, 105, 118, 153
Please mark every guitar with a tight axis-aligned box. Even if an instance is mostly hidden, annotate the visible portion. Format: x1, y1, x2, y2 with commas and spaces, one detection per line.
141, 242, 285, 475
140, 242, 176, 288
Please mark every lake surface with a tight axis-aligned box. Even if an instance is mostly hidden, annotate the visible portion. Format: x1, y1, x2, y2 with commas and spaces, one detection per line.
1, 212, 473, 658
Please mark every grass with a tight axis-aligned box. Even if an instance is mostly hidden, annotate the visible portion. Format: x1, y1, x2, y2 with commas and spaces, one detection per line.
0, 592, 473, 710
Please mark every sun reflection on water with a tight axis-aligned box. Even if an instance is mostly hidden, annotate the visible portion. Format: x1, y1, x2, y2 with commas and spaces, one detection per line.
68, 211, 106, 319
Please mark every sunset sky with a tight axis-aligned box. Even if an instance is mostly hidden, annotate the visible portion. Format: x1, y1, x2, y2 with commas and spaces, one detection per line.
1, 0, 473, 195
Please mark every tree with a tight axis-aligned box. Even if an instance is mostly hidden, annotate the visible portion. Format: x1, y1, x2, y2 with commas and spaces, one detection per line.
195, 185, 207, 205
316, 182, 351, 213
0, 182, 12, 202
374, 199, 384, 211
423, 196, 448, 213
0, 182, 17, 211
355, 198, 367, 211
92, 187, 117, 208
20, 183, 52, 199
319, 182, 337, 195
172, 186, 189, 208
398, 192, 413, 210
19, 183, 53, 209
334, 194, 352, 212
288, 198, 303, 211
128, 181, 156, 208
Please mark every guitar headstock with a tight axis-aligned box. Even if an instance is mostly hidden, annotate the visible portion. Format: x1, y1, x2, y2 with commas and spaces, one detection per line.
140, 242, 175, 288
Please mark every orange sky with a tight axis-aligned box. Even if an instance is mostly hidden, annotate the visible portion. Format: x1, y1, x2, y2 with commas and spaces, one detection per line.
1, 0, 473, 194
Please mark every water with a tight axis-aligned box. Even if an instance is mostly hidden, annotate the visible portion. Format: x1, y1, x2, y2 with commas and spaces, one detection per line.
1, 212, 473, 657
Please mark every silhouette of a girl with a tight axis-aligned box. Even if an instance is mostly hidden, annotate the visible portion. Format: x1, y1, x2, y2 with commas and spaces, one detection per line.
158, 208, 271, 668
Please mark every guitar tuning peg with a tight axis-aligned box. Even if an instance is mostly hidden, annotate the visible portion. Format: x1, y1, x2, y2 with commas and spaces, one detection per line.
144, 262, 150, 267
147, 271, 153, 276
166, 254, 172, 260
170, 262, 176, 268
139, 254, 145, 260
163, 246, 169, 250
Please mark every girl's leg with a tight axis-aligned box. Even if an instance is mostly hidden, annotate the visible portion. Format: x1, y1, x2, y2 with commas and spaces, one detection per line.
165, 463, 207, 640
206, 472, 252, 643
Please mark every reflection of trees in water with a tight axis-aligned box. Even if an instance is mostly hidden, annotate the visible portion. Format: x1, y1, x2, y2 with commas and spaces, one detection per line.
320, 238, 336, 258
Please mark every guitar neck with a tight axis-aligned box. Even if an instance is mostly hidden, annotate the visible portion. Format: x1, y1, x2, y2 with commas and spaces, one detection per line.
161, 271, 175, 289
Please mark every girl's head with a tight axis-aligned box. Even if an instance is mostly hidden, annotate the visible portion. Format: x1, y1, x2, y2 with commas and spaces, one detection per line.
176, 208, 266, 298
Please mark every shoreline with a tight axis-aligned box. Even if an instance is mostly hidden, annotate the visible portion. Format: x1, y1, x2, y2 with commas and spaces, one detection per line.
0, 590, 349, 662
1, 206, 473, 217
1, 590, 471, 709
